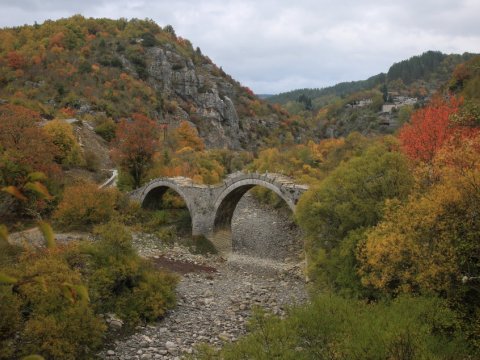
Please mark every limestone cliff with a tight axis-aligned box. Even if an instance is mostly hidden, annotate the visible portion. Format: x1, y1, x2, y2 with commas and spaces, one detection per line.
139, 45, 281, 150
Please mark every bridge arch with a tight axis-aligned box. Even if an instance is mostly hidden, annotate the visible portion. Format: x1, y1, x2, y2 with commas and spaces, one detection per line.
139, 179, 193, 216
213, 178, 296, 230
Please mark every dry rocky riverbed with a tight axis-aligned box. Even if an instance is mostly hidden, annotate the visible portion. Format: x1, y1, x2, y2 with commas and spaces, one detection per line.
99, 194, 308, 360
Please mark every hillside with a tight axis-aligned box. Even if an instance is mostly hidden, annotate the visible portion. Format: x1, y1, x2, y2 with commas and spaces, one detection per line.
0, 16, 298, 150
265, 51, 478, 138
268, 51, 477, 106
266, 73, 386, 106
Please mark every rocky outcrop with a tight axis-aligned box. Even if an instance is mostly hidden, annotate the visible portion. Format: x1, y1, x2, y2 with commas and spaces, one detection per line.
142, 46, 245, 149
117, 45, 279, 150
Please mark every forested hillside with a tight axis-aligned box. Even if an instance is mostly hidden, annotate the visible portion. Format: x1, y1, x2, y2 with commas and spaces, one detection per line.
269, 51, 476, 105
267, 73, 386, 105
266, 51, 478, 138
0, 16, 305, 151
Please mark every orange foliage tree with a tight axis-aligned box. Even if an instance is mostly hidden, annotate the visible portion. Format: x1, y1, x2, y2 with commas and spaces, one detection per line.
0, 104, 60, 182
112, 114, 160, 188
6, 51, 26, 70
172, 121, 205, 151
0, 104, 60, 218
397, 96, 478, 163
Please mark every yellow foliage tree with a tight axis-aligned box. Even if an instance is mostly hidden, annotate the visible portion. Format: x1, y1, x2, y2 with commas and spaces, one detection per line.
172, 121, 205, 151
43, 120, 83, 167
359, 135, 480, 297
53, 182, 118, 230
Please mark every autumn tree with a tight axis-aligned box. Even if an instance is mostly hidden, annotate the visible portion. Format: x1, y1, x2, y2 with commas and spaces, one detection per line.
112, 113, 160, 188
6, 51, 26, 70
43, 119, 83, 167
171, 121, 205, 151
0, 104, 60, 184
54, 182, 118, 230
398, 97, 463, 162
296, 139, 413, 294
0, 104, 60, 218
359, 134, 480, 301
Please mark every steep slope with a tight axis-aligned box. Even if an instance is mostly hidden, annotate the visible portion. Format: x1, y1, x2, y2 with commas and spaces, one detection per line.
0, 16, 291, 150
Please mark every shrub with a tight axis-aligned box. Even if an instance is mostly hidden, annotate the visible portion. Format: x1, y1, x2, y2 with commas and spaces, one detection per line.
84, 222, 177, 326
43, 119, 83, 167
0, 289, 21, 359
155, 226, 176, 245
197, 295, 472, 359
53, 182, 118, 230
0, 249, 106, 360
116, 196, 151, 227
83, 150, 99, 172
78, 61, 92, 74
296, 140, 413, 293
94, 118, 116, 142
0, 221, 178, 358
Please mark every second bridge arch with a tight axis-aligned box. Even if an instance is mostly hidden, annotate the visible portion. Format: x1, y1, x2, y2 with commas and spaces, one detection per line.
211, 178, 298, 255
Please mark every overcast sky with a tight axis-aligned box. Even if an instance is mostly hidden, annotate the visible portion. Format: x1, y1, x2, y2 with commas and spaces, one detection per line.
1, 0, 479, 94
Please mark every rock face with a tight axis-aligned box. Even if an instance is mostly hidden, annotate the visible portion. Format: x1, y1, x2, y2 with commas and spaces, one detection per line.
121, 45, 282, 150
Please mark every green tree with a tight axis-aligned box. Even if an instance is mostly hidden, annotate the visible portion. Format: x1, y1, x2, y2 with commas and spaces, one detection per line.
296, 138, 413, 293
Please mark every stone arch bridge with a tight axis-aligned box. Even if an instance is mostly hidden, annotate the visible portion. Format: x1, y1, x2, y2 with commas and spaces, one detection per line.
130, 172, 309, 253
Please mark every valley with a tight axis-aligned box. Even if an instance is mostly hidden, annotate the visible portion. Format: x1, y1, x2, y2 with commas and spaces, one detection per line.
1, 15, 479, 360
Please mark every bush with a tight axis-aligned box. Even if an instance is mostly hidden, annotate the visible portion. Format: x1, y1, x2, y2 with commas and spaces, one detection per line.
94, 118, 116, 142
116, 196, 151, 227
155, 226, 176, 245
84, 222, 177, 326
197, 295, 472, 359
43, 119, 83, 167
53, 182, 118, 230
0, 222, 179, 358
0, 289, 21, 359
0, 249, 106, 360
83, 150, 99, 172
296, 140, 413, 293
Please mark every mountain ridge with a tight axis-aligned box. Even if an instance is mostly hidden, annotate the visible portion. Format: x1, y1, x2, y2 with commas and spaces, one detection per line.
267, 51, 477, 105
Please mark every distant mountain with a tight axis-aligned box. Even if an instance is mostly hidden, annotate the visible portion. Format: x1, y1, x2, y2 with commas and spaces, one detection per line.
267, 51, 477, 106
257, 94, 275, 99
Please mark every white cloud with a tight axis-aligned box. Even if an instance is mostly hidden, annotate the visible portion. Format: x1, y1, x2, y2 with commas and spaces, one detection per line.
0, 0, 479, 93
